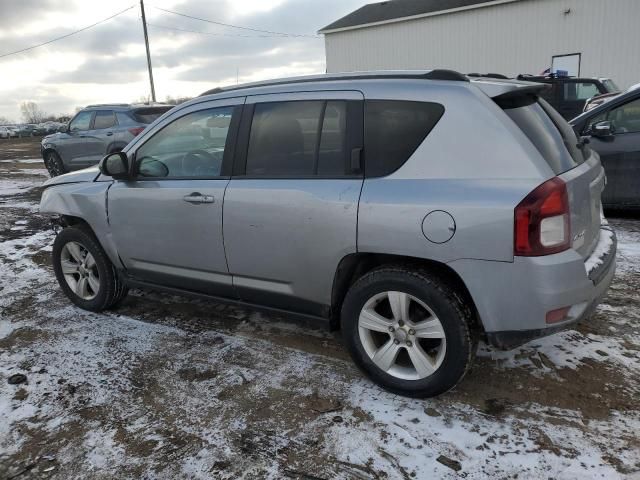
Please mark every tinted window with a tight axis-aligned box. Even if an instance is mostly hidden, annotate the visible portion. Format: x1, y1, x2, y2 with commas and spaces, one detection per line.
132, 107, 173, 124
364, 100, 445, 177
70, 111, 92, 132
246, 100, 349, 176
135, 107, 234, 178
503, 97, 585, 174
93, 111, 116, 129
116, 112, 136, 126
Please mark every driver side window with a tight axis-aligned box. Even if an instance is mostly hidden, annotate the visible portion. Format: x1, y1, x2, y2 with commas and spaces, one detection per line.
70, 111, 93, 132
588, 98, 640, 135
135, 106, 235, 178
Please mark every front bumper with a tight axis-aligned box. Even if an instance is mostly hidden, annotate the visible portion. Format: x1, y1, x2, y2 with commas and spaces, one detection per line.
451, 227, 617, 350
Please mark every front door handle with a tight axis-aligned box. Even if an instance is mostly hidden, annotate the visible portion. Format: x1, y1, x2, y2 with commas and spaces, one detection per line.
183, 192, 214, 204
106, 132, 113, 136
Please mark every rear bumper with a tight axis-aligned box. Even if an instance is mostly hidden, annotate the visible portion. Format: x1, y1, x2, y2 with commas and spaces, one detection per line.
450, 227, 617, 350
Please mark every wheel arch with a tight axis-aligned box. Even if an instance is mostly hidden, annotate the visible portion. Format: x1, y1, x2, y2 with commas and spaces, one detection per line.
330, 252, 483, 334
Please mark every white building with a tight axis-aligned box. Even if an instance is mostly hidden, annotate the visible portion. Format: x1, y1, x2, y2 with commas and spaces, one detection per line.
319, 0, 640, 89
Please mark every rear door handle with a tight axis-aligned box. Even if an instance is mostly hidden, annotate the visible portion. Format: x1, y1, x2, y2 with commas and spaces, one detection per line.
183, 192, 214, 204
106, 132, 113, 136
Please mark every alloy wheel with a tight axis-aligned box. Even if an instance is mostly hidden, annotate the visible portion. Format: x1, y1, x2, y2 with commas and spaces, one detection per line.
358, 291, 447, 380
60, 241, 100, 300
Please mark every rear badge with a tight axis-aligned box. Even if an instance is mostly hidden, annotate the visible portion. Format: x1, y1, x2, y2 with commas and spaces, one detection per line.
573, 229, 586, 248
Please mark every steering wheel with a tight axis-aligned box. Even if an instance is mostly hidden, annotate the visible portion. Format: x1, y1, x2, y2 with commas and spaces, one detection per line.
181, 149, 220, 176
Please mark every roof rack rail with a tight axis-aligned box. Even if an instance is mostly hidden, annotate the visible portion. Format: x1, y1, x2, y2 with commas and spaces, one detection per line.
200, 69, 469, 96
85, 103, 130, 108
422, 69, 469, 81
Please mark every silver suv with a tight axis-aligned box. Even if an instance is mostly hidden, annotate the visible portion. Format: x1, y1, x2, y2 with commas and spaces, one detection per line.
40, 103, 173, 177
39, 71, 616, 397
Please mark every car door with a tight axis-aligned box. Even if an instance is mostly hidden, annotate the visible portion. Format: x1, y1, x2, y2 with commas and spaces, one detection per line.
107, 98, 244, 296
87, 110, 117, 163
223, 91, 364, 317
586, 95, 640, 207
57, 110, 94, 166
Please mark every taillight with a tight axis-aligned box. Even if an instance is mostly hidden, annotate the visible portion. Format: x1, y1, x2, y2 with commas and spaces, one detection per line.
128, 127, 145, 136
514, 177, 570, 256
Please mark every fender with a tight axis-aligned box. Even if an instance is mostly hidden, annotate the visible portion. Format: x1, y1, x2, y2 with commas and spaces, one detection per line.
40, 182, 122, 268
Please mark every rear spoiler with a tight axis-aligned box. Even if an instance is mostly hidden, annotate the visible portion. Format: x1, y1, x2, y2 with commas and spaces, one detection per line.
492, 84, 550, 109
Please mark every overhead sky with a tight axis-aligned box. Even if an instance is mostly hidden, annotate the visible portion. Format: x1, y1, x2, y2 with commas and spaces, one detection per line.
0, 0, 366, 122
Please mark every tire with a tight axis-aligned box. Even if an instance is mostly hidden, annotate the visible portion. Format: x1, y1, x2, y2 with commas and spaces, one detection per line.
341, 266, 476, 398
52, 226, 128, 312
44, 151, 67, 177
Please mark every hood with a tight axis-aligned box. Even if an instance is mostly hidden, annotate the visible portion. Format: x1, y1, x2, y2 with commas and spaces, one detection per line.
43, 166, 101, 187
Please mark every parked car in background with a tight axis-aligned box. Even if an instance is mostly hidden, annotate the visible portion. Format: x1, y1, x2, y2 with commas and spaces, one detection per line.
571, 87, 640, 209
7, 126, 19, 137
41, 103, 174, 176
0, 126, 10, 138
40, 71, 616, 397
583, 82, 640, 112
516, 74, 620, 120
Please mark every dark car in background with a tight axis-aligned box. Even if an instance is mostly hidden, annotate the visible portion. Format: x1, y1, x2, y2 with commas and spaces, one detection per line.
516, 74, 619, 120
41, 103, 174, 176
571, 87, 640, 209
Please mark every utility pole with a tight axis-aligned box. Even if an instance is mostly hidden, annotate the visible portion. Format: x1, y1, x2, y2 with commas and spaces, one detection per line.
140, 0, 156, 102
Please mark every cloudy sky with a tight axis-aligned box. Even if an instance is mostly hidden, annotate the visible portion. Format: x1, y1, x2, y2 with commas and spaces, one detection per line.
0, 0, 367, 122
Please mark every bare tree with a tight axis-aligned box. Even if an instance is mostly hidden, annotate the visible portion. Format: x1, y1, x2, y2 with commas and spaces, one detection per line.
0, 115, 13, 125
20, 101, 46, 123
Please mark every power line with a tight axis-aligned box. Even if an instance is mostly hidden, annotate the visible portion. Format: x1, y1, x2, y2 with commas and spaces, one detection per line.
0, 5, 136, 59
147, 22, 318, 39
152, 5, 320, 38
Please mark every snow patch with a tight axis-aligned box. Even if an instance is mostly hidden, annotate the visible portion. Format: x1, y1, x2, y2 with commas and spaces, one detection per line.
584, 227, 614, 274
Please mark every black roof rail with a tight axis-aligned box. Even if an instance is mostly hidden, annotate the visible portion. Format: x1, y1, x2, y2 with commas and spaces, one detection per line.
85, 103, 130, 108
423, 69, 469, 81
200, 69, 469, 97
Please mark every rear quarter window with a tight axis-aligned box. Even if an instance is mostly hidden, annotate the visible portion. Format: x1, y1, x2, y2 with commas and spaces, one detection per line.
364, 100, 444, 177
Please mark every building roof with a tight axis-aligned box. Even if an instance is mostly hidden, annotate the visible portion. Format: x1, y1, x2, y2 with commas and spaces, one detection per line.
319, 0, 519, 33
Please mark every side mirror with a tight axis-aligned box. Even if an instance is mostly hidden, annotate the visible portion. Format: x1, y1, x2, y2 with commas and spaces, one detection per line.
99, 152, 130, 180
591, 120, 615, 139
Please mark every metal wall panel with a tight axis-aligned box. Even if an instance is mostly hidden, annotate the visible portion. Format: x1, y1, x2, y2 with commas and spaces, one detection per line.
324, 0, 640, 89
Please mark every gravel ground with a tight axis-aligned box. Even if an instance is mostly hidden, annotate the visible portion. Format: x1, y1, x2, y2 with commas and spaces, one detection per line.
1, 138, 639, 479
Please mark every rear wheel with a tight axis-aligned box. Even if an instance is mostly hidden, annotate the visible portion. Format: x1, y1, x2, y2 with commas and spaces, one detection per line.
52, 226, 128, 311
44, 151, 67, 177
341, 266, 475, 397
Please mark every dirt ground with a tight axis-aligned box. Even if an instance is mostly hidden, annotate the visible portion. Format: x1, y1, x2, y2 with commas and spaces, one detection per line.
1, 137, 639, 479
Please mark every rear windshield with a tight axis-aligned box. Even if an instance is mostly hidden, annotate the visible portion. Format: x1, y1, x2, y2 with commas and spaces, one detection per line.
132, 107, 173, 124
502, 97, 587, 174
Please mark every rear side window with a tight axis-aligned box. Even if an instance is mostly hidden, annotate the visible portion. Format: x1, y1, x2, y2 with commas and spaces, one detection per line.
563, 82, 600, 101
364, 100, 444, 177
245, 100, 351, 177
93, 111, 116, 129
132, 107, 173, 124
503, 97, 586, 174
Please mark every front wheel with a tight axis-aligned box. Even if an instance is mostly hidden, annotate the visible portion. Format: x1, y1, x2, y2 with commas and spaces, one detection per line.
341, 267, 476, 398
44, 151, 67, 177
52, 226, 128, 311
